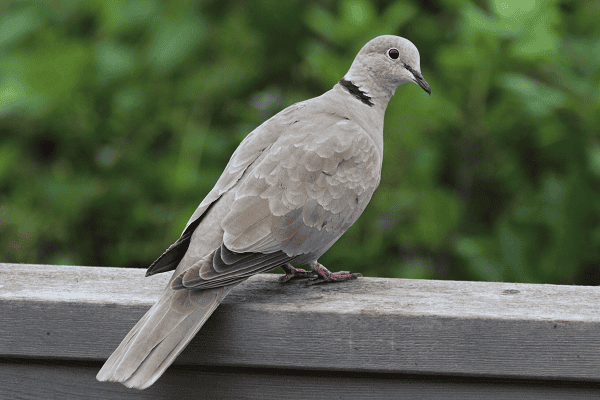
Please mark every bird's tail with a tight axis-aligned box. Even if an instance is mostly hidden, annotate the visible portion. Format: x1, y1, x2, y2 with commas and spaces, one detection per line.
96, 284, 234, 389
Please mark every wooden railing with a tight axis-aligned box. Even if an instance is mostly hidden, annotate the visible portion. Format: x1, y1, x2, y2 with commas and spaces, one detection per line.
1, 263, 599, 399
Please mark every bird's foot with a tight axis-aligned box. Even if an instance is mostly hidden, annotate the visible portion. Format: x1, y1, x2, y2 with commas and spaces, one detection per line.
304, 262, 362, 286
279, 263, 318, 283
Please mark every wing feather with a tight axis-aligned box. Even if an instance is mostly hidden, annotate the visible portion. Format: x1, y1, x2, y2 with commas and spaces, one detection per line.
223, 118, 381, 259
170, 113, 381, 290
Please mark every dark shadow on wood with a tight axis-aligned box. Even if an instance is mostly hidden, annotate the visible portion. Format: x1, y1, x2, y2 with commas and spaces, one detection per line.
2, 357, 600, 400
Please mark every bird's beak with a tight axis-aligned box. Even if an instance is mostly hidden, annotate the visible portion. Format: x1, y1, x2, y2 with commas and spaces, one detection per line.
412, 72, 431, 95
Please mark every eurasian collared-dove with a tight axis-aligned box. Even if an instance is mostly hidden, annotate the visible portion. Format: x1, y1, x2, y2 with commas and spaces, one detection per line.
97, 35, 430, 389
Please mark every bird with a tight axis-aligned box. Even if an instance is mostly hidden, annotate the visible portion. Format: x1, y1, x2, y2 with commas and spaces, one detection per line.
97, 35, 430, 389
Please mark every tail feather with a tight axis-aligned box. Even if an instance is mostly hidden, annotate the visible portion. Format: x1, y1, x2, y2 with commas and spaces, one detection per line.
96, 296, 161, 380
97, 285, 235, 389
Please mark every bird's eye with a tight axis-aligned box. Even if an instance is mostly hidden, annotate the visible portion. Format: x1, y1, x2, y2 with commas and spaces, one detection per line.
388, 48, 399, 59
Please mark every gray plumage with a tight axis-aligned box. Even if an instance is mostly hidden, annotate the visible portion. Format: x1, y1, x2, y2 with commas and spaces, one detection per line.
97, 35, 430, 389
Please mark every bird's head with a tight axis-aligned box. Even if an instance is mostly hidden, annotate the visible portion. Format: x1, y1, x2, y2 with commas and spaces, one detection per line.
344, 35, 430, 99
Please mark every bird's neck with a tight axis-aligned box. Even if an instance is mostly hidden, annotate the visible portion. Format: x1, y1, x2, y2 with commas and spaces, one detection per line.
338, 73, 394, 114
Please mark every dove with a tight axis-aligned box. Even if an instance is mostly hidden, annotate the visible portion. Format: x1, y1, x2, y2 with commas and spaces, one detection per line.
97, 35, 430, 389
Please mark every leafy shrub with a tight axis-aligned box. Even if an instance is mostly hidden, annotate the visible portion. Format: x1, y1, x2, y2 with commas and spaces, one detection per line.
1, 0, 599, 284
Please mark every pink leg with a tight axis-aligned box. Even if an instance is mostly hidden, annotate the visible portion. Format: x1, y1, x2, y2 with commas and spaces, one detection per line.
305, 262, 362, 285
279, 263, 318, 283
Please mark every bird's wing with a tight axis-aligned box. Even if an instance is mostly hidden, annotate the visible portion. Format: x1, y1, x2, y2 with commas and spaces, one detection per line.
146, 101, 308, 276
175, 117, 382, 289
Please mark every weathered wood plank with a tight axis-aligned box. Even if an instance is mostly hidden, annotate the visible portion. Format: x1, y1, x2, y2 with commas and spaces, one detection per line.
2, 359, 599, 400
1, 263, 600, 382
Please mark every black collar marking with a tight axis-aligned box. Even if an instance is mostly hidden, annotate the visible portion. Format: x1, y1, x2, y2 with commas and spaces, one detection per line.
339, 78, 374, 107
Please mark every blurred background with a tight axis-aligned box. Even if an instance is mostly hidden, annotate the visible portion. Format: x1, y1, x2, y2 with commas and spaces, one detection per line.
1, 0, 599, 284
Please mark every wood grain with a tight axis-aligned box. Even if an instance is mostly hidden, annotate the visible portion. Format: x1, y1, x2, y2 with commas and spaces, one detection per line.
1, 263, 600, 385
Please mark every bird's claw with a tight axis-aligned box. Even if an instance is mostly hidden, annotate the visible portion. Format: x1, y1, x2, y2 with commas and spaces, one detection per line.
303, 271, 363, 286
280, 263, 362, 285
279, 264, 318, 283
300, 263, 362, 286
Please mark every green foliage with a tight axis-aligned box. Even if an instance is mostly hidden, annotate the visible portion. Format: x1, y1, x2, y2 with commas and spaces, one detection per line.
1, 0, 599, 285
